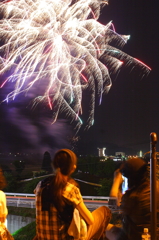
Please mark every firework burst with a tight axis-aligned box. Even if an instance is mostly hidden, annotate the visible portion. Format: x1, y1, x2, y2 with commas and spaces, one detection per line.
0, 0, 151, 129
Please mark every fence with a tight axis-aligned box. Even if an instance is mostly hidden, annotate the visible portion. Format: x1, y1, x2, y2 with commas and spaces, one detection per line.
5, 192, 118, 211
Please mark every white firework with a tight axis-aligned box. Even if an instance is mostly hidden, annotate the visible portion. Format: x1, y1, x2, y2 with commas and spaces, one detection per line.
0, 0, 150, 129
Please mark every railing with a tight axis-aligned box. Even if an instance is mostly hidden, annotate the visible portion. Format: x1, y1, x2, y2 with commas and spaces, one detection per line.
5, 192, 118, 211
5, 192, 35, 197
5, 192, 116, 200
7, 199, 36, 208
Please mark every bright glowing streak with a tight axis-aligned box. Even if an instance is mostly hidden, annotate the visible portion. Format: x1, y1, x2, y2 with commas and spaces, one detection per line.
81, 73, 88, 82
1, 78, 8, 88
134, 58, 152, 71
0, 0, 151, 129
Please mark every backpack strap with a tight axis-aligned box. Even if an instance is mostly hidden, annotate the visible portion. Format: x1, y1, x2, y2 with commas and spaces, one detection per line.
41, 176, 54, 211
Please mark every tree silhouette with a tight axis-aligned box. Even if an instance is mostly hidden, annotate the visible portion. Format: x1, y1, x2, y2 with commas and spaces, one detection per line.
13, 159, 25, 175
41, 151, 52, 173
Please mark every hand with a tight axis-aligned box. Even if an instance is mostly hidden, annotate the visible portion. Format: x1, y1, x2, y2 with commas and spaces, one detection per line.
113, 169, 123, 185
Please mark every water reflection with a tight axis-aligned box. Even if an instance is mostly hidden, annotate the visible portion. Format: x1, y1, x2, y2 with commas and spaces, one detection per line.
7, 215, 35, 234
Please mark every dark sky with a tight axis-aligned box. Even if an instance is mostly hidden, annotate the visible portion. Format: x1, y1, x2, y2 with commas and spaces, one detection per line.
78, 0, 159, 155
0, 0, 158, 156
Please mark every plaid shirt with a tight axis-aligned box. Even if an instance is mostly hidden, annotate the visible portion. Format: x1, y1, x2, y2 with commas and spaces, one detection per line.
35, 180, 83, 240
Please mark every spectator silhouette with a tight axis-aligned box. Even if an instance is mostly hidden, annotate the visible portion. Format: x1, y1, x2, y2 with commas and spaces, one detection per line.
107, 157, 159, 240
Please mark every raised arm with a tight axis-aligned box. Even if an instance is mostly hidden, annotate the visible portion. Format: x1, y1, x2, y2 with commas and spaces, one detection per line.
110, 169, 123, 197
109, 169, 123, 207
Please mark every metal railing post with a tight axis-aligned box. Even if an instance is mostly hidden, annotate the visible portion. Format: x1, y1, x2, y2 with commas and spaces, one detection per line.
150, 132, 157, 240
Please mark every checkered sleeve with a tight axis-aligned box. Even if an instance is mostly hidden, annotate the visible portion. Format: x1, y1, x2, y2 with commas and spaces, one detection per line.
63, 183, 83, 206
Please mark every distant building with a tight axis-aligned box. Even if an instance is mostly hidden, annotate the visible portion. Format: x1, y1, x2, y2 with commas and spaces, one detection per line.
97, 148, 106, 157
115, 152, 125, 157
113, 152, 126, 161
137, 150, 143, 157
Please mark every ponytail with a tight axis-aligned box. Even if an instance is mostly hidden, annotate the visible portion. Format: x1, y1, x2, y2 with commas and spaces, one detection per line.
53, 169, 68, 211
51, 149, 77, 212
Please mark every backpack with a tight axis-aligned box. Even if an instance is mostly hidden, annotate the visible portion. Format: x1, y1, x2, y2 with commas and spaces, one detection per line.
40, 176, 74, 223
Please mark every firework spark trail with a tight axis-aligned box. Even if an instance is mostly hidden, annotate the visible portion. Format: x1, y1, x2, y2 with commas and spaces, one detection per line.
0, 0, 151, 129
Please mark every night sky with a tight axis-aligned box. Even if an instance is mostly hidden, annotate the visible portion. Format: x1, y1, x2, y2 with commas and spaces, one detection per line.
78, 0, 159, 155
0, 0, 158, 157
